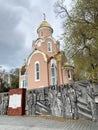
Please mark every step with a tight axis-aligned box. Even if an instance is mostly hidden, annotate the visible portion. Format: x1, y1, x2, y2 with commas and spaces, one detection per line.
35, 109, 51, 115
36, 101, 50, 111
78, 109, 92, 119
78, 104, 92, 116
78, 83, 88, 87
77, 99, 87, 106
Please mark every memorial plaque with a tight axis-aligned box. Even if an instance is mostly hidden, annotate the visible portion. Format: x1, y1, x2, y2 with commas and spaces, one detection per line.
8, 88, 26, 116
9, 94, 21, 109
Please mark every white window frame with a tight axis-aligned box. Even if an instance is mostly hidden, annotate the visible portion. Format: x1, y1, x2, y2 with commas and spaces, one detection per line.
22, 80, 25, 88
35, 61, 40, 81
68, 70, 72, 80
21, 81, 23, 88
51, 63, 57, 85
20, 80, 25, 88
47, 42, 52, 52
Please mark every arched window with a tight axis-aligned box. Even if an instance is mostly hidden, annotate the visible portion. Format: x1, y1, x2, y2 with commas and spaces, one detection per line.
23, 80, 25, 88
41, 31, 43, 36
35, 61, 40, 81
68, 70, 72, 80
51, 63, 57, 85
21, 79, 25, 88
48, 42, 52, 52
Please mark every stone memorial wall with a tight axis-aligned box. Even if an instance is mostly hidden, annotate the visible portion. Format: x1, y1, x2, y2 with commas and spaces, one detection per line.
0, 80, 98, 121
25, 80, 98, 121
0, 92, 8, 115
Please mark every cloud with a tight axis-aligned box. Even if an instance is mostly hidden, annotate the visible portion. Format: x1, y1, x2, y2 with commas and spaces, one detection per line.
0, 0, 71, 71
0, 0, 32, 70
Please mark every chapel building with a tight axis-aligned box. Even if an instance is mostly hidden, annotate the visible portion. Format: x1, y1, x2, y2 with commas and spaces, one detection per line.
19, 18, 74, 90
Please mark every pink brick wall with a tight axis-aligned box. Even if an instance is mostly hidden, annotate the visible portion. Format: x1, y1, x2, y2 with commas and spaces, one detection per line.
34, 38, 59, 57
28, 52, 48, 89
37, 27, 52, 39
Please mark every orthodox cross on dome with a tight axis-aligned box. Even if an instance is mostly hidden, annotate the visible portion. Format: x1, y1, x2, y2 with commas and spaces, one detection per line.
43, 13, 46, 21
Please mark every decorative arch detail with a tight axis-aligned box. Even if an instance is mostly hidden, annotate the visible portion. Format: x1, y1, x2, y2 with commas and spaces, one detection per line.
27, 50, 47, 65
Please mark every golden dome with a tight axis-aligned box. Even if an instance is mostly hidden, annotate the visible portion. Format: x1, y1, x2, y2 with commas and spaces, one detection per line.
37, 20, 53, 32
40, 20, 51, 27
63, 62, 74, 68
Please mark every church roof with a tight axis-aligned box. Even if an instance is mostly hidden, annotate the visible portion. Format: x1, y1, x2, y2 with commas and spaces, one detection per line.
63, 62, 74, 68
37, 20, 53, 32
39, 20, 51, 28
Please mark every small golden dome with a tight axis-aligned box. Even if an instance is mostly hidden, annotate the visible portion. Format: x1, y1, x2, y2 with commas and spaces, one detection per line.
40, 21, 51, 28
63, 62, 74, 68
37, 20, 53, 32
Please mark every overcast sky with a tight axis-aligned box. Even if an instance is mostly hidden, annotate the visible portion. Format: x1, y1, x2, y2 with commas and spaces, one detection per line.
0, 0, 72, 71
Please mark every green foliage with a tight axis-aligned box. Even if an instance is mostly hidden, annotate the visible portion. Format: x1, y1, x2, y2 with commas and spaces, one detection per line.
10, 68, 19, 89
0, 68, 19, 93
55, 0, 98, 81
0, 79, 10, 93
